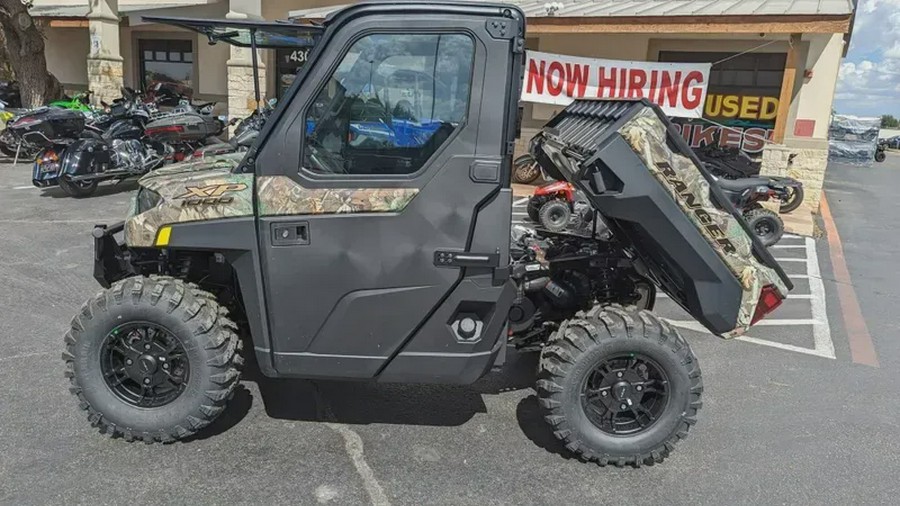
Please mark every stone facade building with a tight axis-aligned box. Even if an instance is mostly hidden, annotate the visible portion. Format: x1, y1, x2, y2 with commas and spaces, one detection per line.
28, 0, 854, 215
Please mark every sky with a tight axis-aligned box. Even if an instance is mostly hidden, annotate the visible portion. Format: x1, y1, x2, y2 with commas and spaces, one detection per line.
834, 0, 900, 117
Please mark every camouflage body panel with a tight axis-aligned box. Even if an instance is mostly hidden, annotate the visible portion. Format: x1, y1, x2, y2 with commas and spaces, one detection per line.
125, 153, 253, 247
124, 155, 419, 247
257, 176, 418, 216
618, 107, 788, 337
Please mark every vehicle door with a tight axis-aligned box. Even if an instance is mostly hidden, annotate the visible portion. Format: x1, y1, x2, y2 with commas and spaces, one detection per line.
253, 4, 525, 381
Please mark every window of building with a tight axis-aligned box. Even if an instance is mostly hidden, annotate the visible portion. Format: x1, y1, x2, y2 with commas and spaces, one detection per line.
139, 39, 194, 96
658, 51, 786, 99
302, 33, 475, 176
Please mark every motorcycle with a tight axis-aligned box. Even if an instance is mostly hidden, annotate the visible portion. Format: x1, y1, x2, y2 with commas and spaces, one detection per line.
30, 88, 167, 197
144, 101, 227, 162
694, 144, 761, 180
875, 139, 887, 163
2, 91, 101, 161
512, 153, 542, 184
190, 99, 275, 159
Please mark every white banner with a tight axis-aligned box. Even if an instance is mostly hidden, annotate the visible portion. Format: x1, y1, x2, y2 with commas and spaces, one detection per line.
522, 50, 711, 118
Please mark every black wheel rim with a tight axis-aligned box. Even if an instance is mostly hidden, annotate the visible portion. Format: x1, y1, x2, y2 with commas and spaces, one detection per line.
547, 208, 567, 227
755, 219, 775, 240
516, 161, 539, 181
580, 354, 669, 435
100, 322, 190, 408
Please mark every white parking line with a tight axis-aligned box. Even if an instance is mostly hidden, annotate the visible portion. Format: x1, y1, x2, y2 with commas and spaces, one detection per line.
13, 185, 35, 190
666, 237, 835, 360
668, 318, 820, 327
774, 258, 807, 263
771, 244, 807, 249
513, 197, 529, 206
806, 235, 836, 359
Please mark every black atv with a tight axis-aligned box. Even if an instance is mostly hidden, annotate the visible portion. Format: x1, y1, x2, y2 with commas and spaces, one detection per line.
66, 5, 791, 468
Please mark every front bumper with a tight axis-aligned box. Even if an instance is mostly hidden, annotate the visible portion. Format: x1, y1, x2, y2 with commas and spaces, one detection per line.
92, 221, 133, 288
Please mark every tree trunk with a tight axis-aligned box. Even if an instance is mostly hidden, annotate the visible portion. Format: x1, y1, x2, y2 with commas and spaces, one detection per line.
0, 0, 64, 108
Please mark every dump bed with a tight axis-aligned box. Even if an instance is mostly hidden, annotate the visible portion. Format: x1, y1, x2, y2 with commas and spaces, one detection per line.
530, 99, 791, 337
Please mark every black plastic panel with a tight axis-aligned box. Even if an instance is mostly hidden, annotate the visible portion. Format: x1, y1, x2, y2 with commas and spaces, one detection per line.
531, 99, 791, 335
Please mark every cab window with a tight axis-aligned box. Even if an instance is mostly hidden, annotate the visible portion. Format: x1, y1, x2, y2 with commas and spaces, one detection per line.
302, 33, 475, 176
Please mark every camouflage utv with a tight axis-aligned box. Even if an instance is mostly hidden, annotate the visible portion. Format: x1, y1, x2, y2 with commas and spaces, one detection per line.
65, 2, 791, 467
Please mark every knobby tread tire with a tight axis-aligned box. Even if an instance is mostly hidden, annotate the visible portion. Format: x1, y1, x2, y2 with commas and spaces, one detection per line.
63, 275, 242, 443
744, 207, 784, 247
539, 199, 571, 233
536, 305, 703, 467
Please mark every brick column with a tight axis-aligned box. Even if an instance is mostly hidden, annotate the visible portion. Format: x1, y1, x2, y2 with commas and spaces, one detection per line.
226, 0, 265, 129
86, 0, 123, 106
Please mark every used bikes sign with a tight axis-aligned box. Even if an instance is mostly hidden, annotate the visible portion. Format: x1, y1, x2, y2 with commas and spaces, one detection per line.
522, 50, 711, 118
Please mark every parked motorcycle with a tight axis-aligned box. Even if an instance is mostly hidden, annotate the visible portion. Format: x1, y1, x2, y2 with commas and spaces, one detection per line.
30, 88, 167, 197
190, 100, 274, 159
0, 81, 21, 109
144, 102, 226, 162
1, 91, 102, 161
875, 139, 887, 163
512, 153, 542, 184
694, 144, 762, 179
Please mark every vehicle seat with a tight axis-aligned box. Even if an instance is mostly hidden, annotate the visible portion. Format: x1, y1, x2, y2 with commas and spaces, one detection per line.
716, 177, 769, 192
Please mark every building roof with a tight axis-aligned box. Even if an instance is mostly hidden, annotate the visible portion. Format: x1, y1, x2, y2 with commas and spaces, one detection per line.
31, 1, 218, 18
288, 0, 854, 20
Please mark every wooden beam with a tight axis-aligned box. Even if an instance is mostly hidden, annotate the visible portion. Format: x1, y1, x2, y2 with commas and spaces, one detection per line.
49, 19, 89, 28
527, 15, 851, 34
773, 33, 801, 144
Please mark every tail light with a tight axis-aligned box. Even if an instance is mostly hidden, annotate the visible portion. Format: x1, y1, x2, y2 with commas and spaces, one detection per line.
145, 125, 185, 136
41, 150, 59, 163
751, 284, 784, 325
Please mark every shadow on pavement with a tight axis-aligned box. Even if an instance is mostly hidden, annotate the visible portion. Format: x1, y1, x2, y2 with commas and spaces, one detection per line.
250, 349, 540, 428
38, 179, 139, 198
185, 384, 254, 442
515, 395, 573, 460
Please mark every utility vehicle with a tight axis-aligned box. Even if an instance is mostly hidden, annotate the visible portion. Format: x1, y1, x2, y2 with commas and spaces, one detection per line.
65, 2, 791, 467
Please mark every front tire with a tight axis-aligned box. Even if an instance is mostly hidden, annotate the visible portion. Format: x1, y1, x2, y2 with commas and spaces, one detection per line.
63, 276, 242, 443
537, 306, 702, 467
875, 150, 886, 163
59, 177, 98, 198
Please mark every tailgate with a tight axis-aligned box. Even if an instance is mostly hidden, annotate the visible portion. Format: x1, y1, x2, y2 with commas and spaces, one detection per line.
530, 99, 792, 337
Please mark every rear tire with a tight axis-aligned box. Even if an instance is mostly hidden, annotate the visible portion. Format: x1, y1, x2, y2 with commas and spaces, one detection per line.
513, 155, 541, 184
779, 185, 804, 214
537, 306, 702, 467
63, 276, 242, 443
745, 208, 784, 246
59, 177, 98, 198
875, 151, 886, 163
539, 198, 571, 233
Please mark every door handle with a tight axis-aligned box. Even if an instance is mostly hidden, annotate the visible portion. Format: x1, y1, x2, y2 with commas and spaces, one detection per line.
271, 222, 309, 246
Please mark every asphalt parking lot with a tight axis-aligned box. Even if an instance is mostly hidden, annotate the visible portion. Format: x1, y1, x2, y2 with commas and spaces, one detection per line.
2, 158, 899, 505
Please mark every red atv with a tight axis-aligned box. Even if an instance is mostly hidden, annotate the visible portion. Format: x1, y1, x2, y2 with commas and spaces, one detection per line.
527, 181, 576, 232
